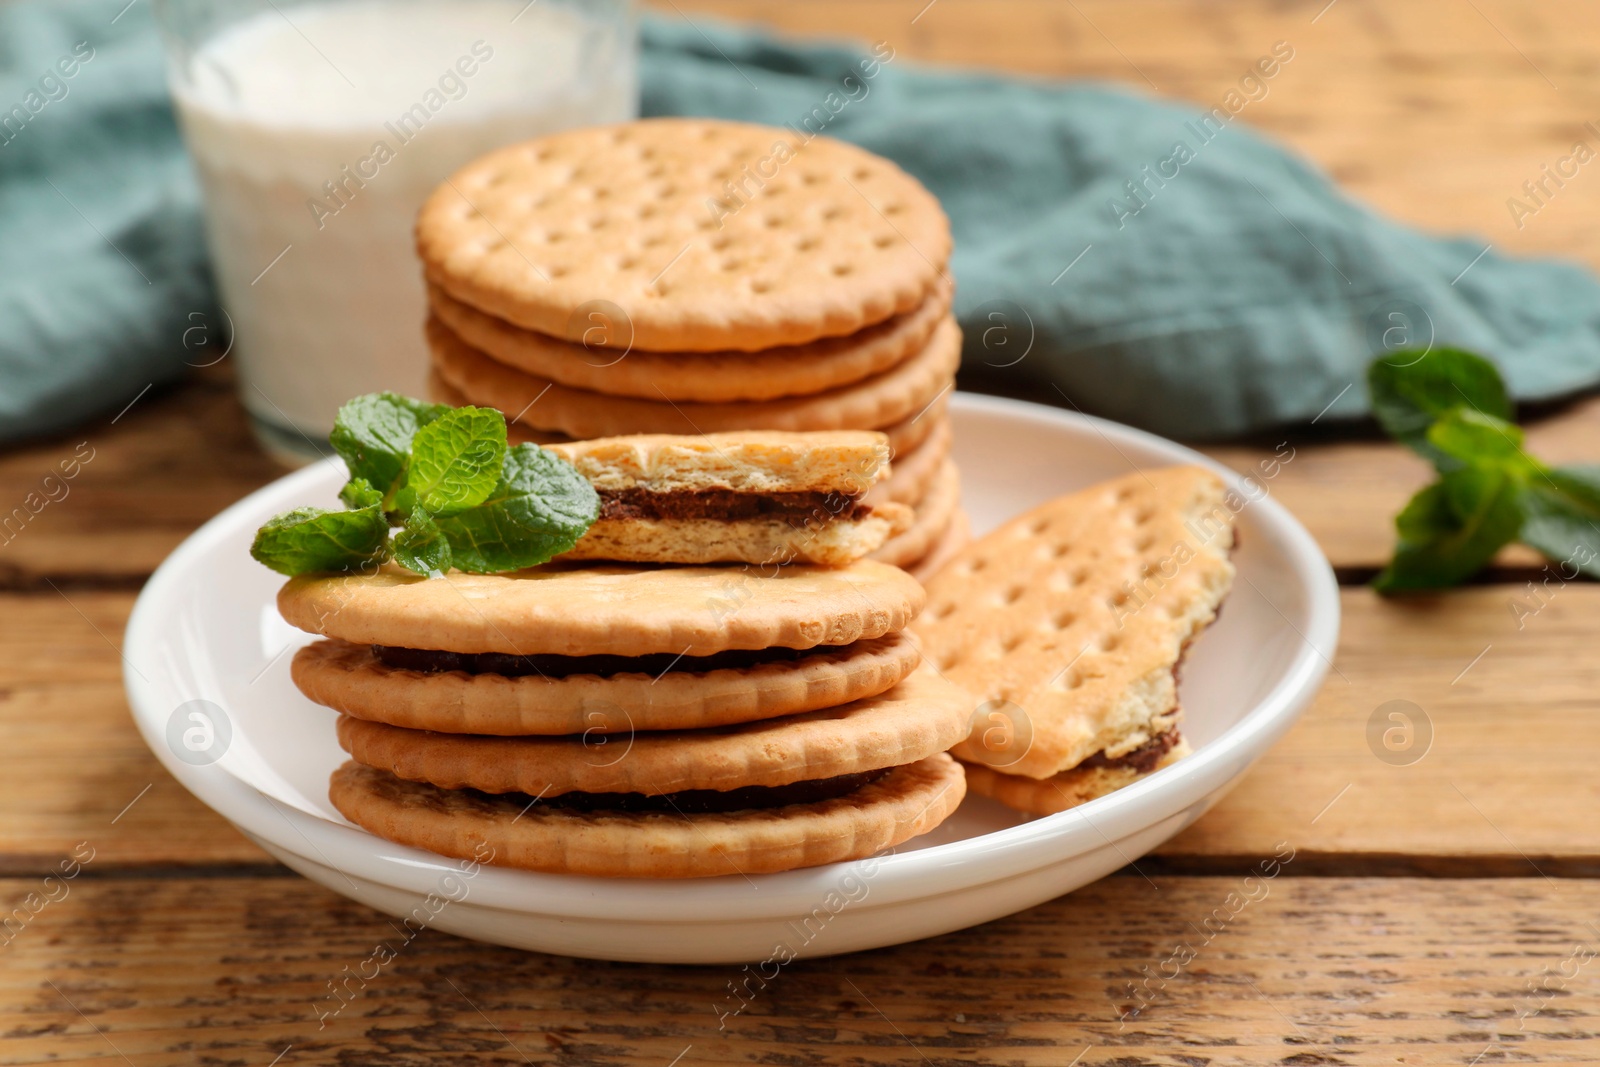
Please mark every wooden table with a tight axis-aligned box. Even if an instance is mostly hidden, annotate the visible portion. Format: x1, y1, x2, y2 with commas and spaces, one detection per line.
6, 0, 1600, 1062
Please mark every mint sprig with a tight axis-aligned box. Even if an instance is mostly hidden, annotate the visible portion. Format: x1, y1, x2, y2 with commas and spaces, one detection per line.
249, 393, 598, 577
1370, 349, 1600, 592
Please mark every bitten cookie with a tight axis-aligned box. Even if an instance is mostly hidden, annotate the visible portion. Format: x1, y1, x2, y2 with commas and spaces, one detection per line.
915, 466, 1237, 781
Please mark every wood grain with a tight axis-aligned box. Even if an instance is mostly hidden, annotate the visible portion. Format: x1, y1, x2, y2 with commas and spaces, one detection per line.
5, 584, 1596, 873
1, 874, 1596, 1065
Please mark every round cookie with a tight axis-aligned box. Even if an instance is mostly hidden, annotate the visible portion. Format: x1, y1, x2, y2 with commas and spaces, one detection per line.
882, 394, 946, 459
329, 754, 966, 878
871, 460, 962, 569
277, 559, 925, 657
961, 738, 1190, 816
293, 632, 922, 735
865, 415, 951, 508
428, 313, 960, 440
336, 667, 970, 796
428, 277, 952, 402
909, 509, 971, 584
416, 118, 953, 352
428, 368, 947, 457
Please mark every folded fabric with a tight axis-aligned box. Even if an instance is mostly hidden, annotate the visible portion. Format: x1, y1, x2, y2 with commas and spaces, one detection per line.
0, 0, 217, 446
5, 1, 1600, 445
640, 18, 1600, 438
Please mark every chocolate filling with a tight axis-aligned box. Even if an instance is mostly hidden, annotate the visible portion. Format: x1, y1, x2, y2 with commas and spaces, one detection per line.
1078, 729, 1182, 775
373, 643, 845, 678
597, 487, 871, 523
479, 768, 891, 815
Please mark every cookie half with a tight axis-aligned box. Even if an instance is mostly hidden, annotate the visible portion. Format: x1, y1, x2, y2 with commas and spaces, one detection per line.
962, 735, 1191, 816
416, 118, 952, 352
915, 466, 1236, 780
292, 632, 921, 734
547, 430, 912, 566
426, 313, 960, 440
329, 754, 966, 878
277, 559, 925, 657
335, 667, 970, 796
427, 277, 952, 402
870, 460, 961, 569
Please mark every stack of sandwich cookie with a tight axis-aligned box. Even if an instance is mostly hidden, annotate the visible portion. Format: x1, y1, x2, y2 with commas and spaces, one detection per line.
416, 117, 967, 580
913, 467, 1238, 815
280, 432, 969, 877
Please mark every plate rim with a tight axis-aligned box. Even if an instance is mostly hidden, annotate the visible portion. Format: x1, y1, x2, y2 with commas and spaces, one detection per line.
123, 391, 1340, 921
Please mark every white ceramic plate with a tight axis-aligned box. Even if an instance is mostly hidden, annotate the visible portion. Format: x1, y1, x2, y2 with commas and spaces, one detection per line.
123, 393, 1338, 964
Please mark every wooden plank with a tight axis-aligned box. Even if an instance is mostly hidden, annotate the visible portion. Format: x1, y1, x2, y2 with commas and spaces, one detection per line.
671, 0, 1600, 267
0, 590, 265, 870
1202, 393, 1600, 575
0, 368, 281, 586
5, 585, 1596, 871
0, 874, 1596, 1064
1160, 582, 1600, 871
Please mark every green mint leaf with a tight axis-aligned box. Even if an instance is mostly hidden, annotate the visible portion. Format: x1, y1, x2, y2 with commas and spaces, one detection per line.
392, 508, 453, 577
1518, 465, 1600, 578
437, 443, 599, 573
406, 406, 508, 517
1425, 408, 1538, 473
1367, 349, 1513, 467
339, 477, 384, 511
249, 505, 390, 577
1374, 466, 1524, 593
329, 393, 451, 494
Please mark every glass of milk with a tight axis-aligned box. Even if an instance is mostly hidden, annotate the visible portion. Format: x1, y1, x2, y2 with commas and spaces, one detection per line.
153, 0, 637, 462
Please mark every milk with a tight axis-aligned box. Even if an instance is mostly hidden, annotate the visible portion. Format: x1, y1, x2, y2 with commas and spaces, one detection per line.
169, 0, 636, 458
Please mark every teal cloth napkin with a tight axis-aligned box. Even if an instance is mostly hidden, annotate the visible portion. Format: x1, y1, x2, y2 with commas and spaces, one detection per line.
6, 2, 1600, 444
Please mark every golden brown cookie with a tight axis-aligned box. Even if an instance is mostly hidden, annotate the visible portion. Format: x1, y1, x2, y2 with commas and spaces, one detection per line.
428, 313, 960, 440
909, 509, 970, 585
292, 632, 921, 735
416, 118, 953, 352
865, 415, 951, 509
915, 466, 1236, 780
961, 737, 1190, 816
430, 370, 950, 458
881, 395, 945, 460
277, 559, 925, 657
336, 667, 969, 796
870, 460, 961, 569
545, 430, 892, 494
428, 277, 952, 402
557, 510, 912, 568
547, 430, 908, 566
330, 754, 966, 878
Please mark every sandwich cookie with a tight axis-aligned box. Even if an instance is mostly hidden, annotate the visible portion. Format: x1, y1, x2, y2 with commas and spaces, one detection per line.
416, 118, 953, 352
914, 466, 1236, 806
293, 630, 922, 735
428, 277, 953, 403
278, 558, 925, 657
547, 430, 912, 566
960, 736, 1191, 816
428, 369, 949, 461
329, 754, 965, 879
865, 415, 951, 509
427, 313, 961, 441
335, 667, 970, 796
909, 509, 970, 584
870, 460, 962, 570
